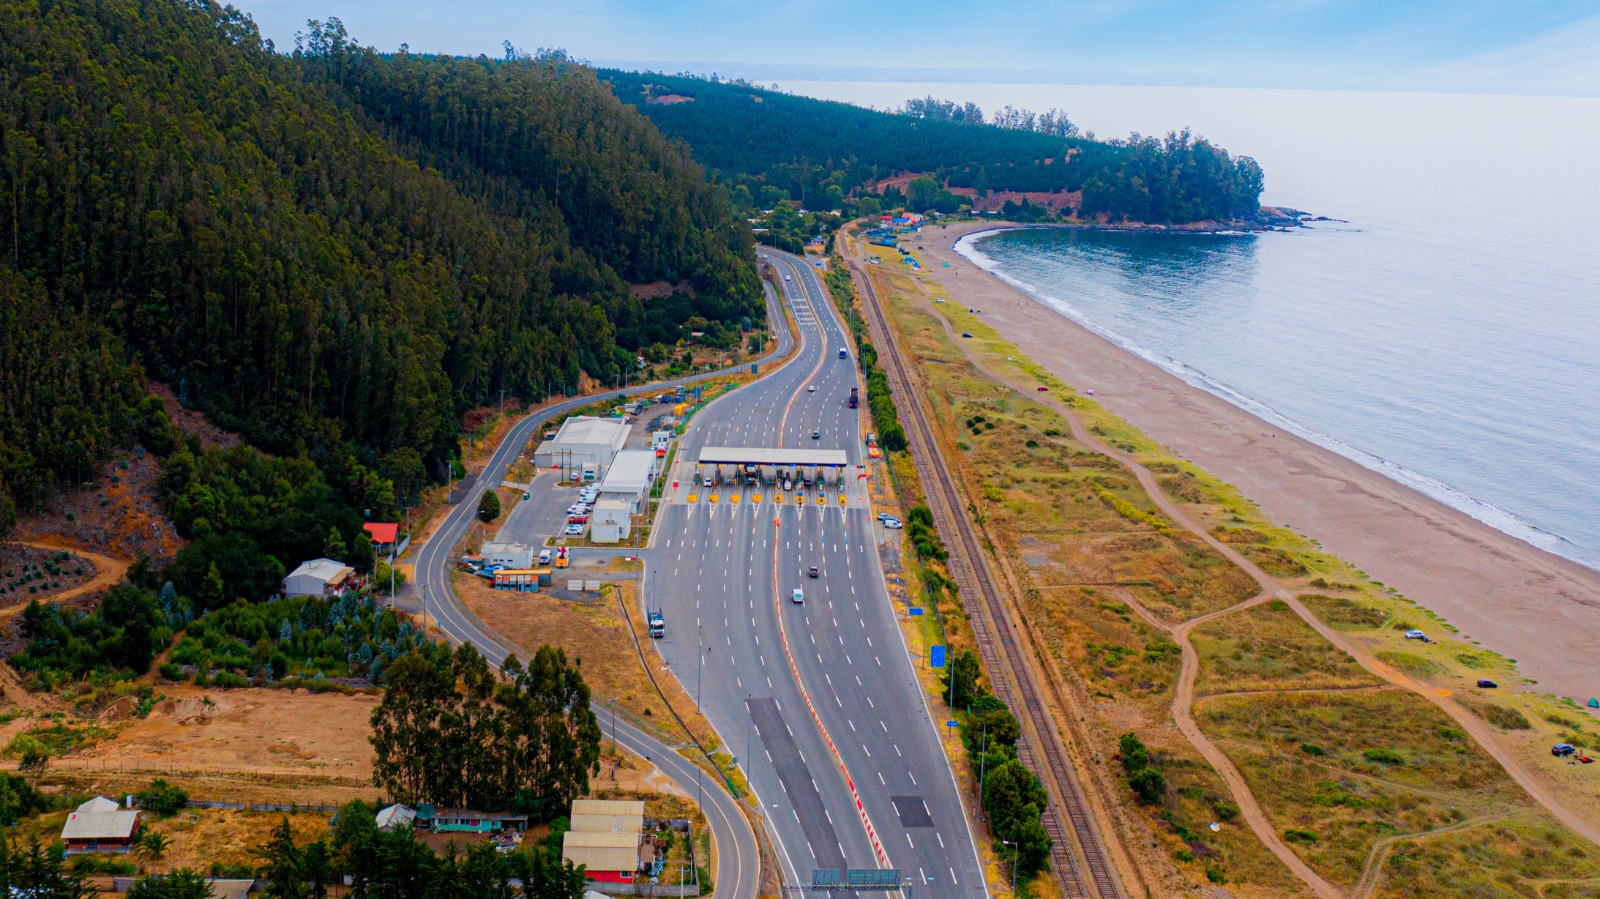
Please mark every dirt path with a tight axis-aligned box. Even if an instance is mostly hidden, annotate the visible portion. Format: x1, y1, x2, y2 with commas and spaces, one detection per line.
867, 242, 1600, 893
0, 540, 128, 620
1350, 813, 1502, 899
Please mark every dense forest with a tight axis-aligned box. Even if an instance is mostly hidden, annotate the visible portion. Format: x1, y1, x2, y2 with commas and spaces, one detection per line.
601, 71, 1265, 224
0, 0, 761, 527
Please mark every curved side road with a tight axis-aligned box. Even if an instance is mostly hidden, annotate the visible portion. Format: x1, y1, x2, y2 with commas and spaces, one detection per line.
413, 273, 794, 899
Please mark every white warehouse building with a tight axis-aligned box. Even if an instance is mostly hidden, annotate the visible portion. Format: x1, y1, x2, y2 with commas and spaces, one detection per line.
283, 558, 355, 598
532, 416, 631, 477
596, 450, 655, 514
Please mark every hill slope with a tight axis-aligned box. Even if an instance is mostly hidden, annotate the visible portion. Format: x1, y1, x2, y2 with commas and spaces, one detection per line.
601, 71, 1265, 224
0, 4, 759, 522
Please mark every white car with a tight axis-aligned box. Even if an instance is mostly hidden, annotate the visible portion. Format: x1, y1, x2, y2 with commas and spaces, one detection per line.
791, 588, 805, 604
566, 503, 587, 515
807, 385, 816, 393
538, 549, 553, 565
563, 523, 585, 536
882, 517, 903, 529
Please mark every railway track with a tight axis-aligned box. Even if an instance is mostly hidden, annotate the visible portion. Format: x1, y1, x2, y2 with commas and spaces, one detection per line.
850, 261, 1125, 899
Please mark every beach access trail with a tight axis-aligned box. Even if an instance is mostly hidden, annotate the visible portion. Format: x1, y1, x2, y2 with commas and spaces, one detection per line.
862, 224, 1600, 856
914, 220, 1600, 704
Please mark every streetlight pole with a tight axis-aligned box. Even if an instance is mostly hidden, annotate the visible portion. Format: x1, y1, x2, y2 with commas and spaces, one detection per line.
1003, 839, 1019, 894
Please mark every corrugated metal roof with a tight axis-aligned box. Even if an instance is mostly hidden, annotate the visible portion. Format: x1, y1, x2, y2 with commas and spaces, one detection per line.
287, 558, 353, 584
562, 831, 639, 872
571, 799, 646, 817
551, 416, 629, 448
569, 812, 644, 834
598, 451, 654, 493
62, 809, 139, 840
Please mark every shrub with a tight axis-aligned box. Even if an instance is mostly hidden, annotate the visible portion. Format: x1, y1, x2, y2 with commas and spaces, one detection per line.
135, 779, 188, 816
1118, 732, 1150, 774
477, 490, 501, 522
1129, 767, 1166, 804
1363, 748, 1404, 765
1283, 828, 1318, 844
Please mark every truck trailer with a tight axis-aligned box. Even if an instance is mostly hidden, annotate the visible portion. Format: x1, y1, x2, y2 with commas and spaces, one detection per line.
848, 388, 859, 409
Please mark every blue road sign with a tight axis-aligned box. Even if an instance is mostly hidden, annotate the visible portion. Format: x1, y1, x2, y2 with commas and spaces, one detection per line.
909, 607, 924, 617
930, 645, 946, 668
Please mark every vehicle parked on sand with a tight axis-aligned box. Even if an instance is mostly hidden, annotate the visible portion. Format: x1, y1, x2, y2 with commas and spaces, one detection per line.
1553, 743, 1576, 757
1478, 679, 1498, 688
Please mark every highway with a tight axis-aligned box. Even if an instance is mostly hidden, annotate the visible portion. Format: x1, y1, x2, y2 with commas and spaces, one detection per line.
646, 250, 990, 896
412, 278, 791, 899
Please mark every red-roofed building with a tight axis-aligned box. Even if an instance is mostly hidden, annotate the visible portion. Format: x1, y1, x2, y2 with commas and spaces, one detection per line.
363, 522, 399, 555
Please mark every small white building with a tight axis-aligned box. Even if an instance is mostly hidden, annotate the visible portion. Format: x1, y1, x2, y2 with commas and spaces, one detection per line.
595, 450, 654, 515
533, 416, 632, 475
589, 499, 632, 544
482, 542, 534, 569
376, 803, 417, 831
62, 796, 141, 852
283, 558, 355, 598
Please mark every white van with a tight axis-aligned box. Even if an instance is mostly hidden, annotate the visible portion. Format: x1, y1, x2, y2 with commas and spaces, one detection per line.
538, 549, 552, 565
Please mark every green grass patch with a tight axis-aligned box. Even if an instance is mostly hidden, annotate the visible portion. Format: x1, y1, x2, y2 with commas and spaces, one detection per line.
1300, 593, 1388, 630
1191, 599, 1381, 696
1374, 651, 1442, 678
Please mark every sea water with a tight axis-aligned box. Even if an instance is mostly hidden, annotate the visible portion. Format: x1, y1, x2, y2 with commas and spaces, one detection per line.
788, 83, 1600, 569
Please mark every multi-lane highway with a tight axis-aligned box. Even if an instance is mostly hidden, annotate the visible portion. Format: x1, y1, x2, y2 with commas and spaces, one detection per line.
647, 250, 989, 895
413, 279, 792, 899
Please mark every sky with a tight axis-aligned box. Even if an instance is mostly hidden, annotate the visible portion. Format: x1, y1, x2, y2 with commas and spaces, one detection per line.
242, 0, 1600, 95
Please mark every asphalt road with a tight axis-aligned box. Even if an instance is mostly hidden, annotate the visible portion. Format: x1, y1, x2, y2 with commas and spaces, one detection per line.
647, 251, 990, 896
413, 277, 791, 899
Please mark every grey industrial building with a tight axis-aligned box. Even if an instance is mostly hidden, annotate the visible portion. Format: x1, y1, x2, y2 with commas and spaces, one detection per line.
532, 416, 632, 478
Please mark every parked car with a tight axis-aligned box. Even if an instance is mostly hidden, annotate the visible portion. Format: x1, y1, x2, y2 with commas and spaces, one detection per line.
1036, 386, 1049, 392
961, 332, 973, 339
704, 476, 714, 487
563, 523, 585, 536
567, 504, 587, 515
523, 491, 531, 500
883, 517, 903, 529
567, 515, 588, 524
791, 588, 804, 604
1477, 679, 1499, 689
1404, 629, 1428, 641
1553, 743, 1577, 757
538, 549, 552, 565
876, 512, 892, 522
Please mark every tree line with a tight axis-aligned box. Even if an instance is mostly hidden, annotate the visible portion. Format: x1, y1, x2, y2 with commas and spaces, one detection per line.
601, 71, 1264, 224
0, 0, 762, 529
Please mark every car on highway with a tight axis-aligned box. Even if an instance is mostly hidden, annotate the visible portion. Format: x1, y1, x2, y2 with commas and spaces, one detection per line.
563, 523, 585, 536
808, 566, 819, 578
791, 588, 804, 604
784, 274, 792, 281
807, 385, 816, 392
811, 429, 820, 439
882, 517, 903, 529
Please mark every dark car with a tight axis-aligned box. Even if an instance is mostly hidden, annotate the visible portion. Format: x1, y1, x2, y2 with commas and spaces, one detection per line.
808, 566, 819, 578
961, 332, 973, 339
1553, 743, 1577, 757
811, 429, 820, 439
1477, 679, 1498, 688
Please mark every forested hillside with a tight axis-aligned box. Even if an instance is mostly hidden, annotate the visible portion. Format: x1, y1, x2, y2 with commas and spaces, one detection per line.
601, 71, 1265, 225
0, 2, 760, 526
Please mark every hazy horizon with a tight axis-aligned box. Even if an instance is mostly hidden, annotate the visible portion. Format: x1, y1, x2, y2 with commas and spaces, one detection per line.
241, 0, 1600, 96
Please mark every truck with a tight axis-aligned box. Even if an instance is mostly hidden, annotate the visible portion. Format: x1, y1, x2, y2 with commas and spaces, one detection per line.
647, 609, 666, 639
848, 387, 859, 409
838, 347, 848, 359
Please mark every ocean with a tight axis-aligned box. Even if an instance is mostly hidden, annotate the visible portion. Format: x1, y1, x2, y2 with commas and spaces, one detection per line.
787, 82, 1600, 570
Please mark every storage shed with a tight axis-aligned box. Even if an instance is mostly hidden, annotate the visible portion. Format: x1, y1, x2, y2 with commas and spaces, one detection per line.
482, 542, 535, 570
533, 416, 632, 474
283, 558, 355, 598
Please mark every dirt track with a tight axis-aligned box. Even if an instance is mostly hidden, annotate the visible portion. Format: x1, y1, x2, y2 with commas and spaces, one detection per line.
885, 238, 1600, 892
0, 540, 128, 620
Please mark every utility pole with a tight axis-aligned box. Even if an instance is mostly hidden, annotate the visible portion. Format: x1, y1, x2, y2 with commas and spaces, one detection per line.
978, 723, 988, 819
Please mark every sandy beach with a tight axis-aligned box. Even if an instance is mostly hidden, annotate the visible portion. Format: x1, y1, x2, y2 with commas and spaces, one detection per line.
911, 220, 1600, 702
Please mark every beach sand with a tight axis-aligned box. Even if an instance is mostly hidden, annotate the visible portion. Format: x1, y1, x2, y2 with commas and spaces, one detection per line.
907, 220, 1600, 702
